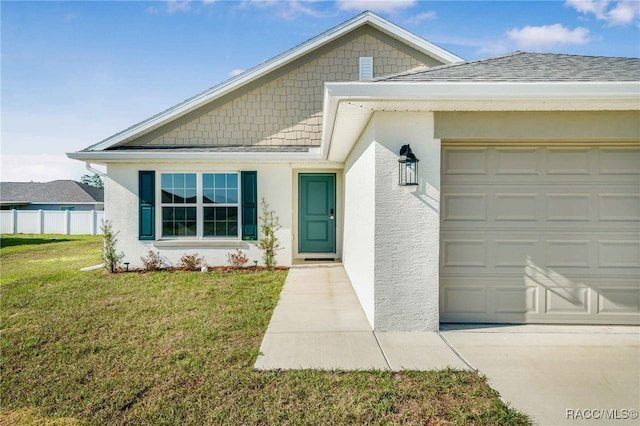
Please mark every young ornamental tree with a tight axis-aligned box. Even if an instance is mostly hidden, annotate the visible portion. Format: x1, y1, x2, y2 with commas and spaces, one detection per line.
101, 220, 124, 273
259, 198, 281, 270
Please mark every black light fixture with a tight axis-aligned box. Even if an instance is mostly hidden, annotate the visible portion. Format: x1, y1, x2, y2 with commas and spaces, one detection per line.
398, 144, 419, 186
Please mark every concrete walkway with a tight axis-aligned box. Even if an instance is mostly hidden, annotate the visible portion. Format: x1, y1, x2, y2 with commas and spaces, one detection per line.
256, 265, 640, 425
254, 265, 468, 371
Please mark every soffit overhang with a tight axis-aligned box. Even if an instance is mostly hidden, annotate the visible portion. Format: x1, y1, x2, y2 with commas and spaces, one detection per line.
322, 81, 640, 163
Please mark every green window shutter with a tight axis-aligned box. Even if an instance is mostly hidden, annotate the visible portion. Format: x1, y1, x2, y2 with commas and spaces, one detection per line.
139, 171, 155, 240
241, 171, 257, 240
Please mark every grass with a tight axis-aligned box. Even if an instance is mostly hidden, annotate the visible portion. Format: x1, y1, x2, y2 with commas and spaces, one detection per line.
1, 234, 530, 425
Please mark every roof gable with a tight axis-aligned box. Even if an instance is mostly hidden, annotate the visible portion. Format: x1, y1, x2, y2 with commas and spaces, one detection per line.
80, 11, 463, 152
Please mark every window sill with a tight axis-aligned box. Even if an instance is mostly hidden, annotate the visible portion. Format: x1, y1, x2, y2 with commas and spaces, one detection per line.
153, 239, 254, 249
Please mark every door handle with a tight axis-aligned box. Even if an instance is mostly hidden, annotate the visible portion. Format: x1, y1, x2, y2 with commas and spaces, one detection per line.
329, 208, 334, 220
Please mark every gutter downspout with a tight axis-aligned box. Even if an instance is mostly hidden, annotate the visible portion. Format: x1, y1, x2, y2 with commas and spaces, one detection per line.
85, 162, 106, 178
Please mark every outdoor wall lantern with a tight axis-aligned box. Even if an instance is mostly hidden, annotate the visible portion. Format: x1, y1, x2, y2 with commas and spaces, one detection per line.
398, 144, 419, 186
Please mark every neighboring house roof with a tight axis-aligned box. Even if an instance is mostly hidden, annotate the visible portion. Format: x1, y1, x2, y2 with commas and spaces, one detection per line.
0, 180, 104, 205
375, 51, 640, 82
76, 11, 463, 154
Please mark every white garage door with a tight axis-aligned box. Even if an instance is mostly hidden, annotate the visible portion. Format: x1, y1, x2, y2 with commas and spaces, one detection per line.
440, 145, 640, 324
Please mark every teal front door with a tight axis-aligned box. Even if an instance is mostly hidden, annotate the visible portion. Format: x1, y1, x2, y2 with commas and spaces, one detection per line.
299, 173, 336, 253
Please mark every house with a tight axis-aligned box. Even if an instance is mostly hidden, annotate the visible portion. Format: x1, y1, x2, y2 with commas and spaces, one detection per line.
0, 180, 104, 211
68, 12, 640, 331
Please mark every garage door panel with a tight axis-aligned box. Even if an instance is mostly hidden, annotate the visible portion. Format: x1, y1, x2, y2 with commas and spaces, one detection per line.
599, 147, 640, 175
494, 147, 541, 175
442, 147, 488, 175
442, 232, 638, 275
441, 145, 640, 325
598, 240, 640, 268
443, 186, 639, 228
545, 287, 590, 314
598, 288, 640, 314
442, 193, 487, 221
598, 193, 640, 221
441, 276, 639, 324
546, 147, 592, 175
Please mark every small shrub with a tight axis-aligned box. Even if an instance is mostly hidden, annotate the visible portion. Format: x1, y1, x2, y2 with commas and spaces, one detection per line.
101, 220, 124, 273
179, 253, 204, 271
259, 198, 281, 270
141, 250, 162, 271
227, 249, 249, 269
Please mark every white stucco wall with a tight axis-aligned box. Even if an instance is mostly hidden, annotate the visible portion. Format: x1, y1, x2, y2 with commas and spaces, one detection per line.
343, 111, 441, 331
373, 112, 441, 331
343, 123, 377, 327
105, 162, 293, 269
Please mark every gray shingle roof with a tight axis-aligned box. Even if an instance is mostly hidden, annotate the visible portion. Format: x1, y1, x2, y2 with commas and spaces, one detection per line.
376, 51, 640, 82
0, 180, 104, 204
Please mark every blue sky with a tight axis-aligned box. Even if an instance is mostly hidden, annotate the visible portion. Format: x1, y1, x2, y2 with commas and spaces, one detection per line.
2, 0, 639, 182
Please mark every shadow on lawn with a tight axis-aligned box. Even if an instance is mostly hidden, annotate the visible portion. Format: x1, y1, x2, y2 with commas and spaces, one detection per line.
0, 236, 74, 249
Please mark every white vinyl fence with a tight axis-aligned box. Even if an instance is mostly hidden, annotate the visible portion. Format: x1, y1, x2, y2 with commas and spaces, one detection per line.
0, 210, 104, 235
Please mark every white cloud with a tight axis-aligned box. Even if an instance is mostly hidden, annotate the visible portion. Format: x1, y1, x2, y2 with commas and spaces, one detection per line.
507, 24, 591, 50
566, 0, 610, 18
240, 0, 325, 19
166, 0, 192, 14
228, 68, 245, 77
336, 0, 416, 14
405, 11, 437, 25
607, 1, 640, 25
1, 155, 89, 183
566, 0, 640, 26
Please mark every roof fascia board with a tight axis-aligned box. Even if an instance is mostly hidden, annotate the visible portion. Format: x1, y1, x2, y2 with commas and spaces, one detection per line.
87, 12, 462, 152
325, 81, 640, 103
67, 150, 326, 163
321, 81, 640, 161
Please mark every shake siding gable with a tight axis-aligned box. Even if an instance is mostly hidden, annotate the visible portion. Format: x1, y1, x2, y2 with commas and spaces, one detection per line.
123, 27, 441, 149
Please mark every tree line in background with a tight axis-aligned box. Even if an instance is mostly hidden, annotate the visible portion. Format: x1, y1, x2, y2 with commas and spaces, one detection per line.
81, 174, 104, 189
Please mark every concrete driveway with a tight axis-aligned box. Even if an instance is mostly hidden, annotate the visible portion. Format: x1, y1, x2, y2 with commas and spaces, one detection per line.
256, 265, 640, 425
441, 325, 640, 426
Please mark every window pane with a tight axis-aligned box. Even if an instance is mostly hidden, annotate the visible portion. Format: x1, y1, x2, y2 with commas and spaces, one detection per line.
214, 174, 226, 188
202, 206, 238, 237
215, 222, 226, 236
162, 207, 197, 237
214, 207, 226, 220
161, 173, 196, 205
203, 222, 215, 236
227, 173, 238, 189
203, 173, 214, 188
161, 173, 172, 189
186, 188, 197, 204
228, 222, 238, 237
203, 207, 214, 221
174, 173, 185, 188
186, 207, 196, 221
175, 207, 185, 220
214, 189, 226, 204
185, 173, 197, 189
227, 189, 238, 204
203, 189, 214, 204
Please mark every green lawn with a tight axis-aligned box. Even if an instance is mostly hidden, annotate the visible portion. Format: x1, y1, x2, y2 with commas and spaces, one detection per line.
1, 234, 530, 425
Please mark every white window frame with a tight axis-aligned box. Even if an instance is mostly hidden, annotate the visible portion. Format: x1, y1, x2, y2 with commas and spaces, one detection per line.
159, 171, 241, 239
